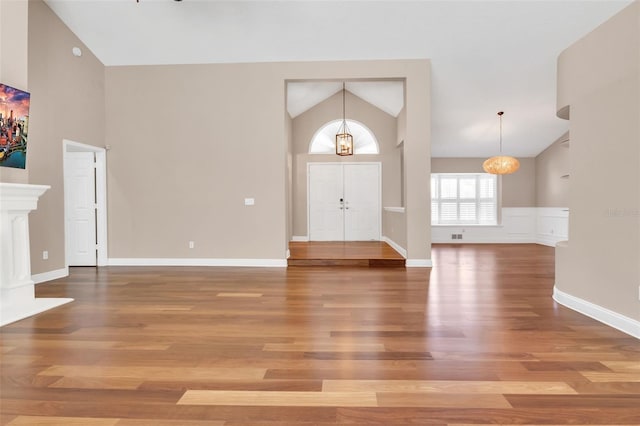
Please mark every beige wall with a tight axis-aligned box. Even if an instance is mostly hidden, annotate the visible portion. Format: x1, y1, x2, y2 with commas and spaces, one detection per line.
106, 64, 287, 259
383, 210, 406, 251
106, 60, 431, 261
291, 91, 400, 237
397, 107, 407, 209
285, 110, 293, 244
1, 4, 435, 271
27, 0, 105, 274
536, 132, 570, 207
397, 106, 406, 145
556, 1, 639, 322
0, 0, 29, 184
403, 60, 431, 260
431, 157, 536, 207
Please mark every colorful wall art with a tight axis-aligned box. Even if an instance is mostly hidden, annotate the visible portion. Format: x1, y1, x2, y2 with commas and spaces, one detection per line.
0, 83, 30, 169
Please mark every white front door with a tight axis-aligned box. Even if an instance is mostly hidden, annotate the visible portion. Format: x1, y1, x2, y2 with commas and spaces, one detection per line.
308, 163, 381, 241
344, 163, 381, 241
309, 164, 344, 241
64, 152, 97, 266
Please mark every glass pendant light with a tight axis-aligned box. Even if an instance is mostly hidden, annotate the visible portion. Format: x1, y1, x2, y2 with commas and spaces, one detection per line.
483, 111, 519, 175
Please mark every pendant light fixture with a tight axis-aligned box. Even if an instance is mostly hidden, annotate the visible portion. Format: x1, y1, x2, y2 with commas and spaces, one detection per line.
336, 82, 354, 156
483, 111, 520, 175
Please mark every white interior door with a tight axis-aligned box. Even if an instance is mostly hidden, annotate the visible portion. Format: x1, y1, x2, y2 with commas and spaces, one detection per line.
308, 163, 381, 241
65, 151, 97, 266
344, 163, 381, 241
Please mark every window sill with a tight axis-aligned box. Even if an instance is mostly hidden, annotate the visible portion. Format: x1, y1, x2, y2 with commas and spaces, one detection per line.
384, 207, 405, 213
432, 224, 503, 228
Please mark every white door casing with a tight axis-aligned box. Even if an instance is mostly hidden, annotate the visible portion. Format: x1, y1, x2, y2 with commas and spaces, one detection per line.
64, 151, 97, 266
308, 162, 381, 241
63, 140, 108, 267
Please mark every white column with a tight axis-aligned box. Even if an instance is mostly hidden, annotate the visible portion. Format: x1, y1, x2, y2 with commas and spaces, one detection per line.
0, 183, 73, 326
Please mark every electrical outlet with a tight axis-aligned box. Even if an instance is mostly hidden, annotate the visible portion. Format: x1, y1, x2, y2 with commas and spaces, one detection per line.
188, 241, 194, 249
451, 234, 457, 240
457, 234, 463, 239
42, 250, 48, 260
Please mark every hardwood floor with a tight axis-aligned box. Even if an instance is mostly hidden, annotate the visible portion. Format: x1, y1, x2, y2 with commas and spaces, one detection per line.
1, 244, 639, 425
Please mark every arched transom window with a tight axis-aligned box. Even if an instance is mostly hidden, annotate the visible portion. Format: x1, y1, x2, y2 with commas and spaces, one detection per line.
309, 119, 379, 154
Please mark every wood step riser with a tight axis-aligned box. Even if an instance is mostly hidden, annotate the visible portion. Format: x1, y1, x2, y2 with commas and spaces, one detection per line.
287, 259, 405, 267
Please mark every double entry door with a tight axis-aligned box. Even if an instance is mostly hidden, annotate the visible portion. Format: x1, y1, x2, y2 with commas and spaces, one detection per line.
308, 163, 381, 241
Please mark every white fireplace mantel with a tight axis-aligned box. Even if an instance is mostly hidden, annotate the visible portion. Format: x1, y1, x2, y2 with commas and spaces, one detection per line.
0, 182, 73, 326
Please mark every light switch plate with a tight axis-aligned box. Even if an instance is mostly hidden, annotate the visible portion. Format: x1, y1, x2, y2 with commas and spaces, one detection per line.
244, 198, 255, 206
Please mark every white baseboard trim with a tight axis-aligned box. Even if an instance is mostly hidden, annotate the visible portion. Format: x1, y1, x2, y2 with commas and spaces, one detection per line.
108, 258, 287, 267
381, 236, 407, 258
553, 286, 640, 339
291, 236, 309, 242
1, 297, 74, 327
406, 259, 433, 268
32, 267, 69, 284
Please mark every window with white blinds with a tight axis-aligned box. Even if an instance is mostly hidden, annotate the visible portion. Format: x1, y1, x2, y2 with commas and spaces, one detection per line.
431, 173, 497, 225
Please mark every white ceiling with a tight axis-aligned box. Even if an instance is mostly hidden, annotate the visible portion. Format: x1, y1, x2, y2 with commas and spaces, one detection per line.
44, 0, 632, 157
286, 81, 404, 119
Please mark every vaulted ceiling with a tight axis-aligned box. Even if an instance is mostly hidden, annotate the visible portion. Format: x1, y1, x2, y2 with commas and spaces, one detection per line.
286, 81, 404, 119
44, 0, 632, 157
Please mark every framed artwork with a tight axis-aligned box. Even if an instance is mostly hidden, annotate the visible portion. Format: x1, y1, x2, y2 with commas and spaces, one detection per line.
0, 83, 30, 169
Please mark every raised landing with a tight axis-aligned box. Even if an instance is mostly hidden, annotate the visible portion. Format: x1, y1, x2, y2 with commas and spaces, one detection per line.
288, 241, 405, 267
